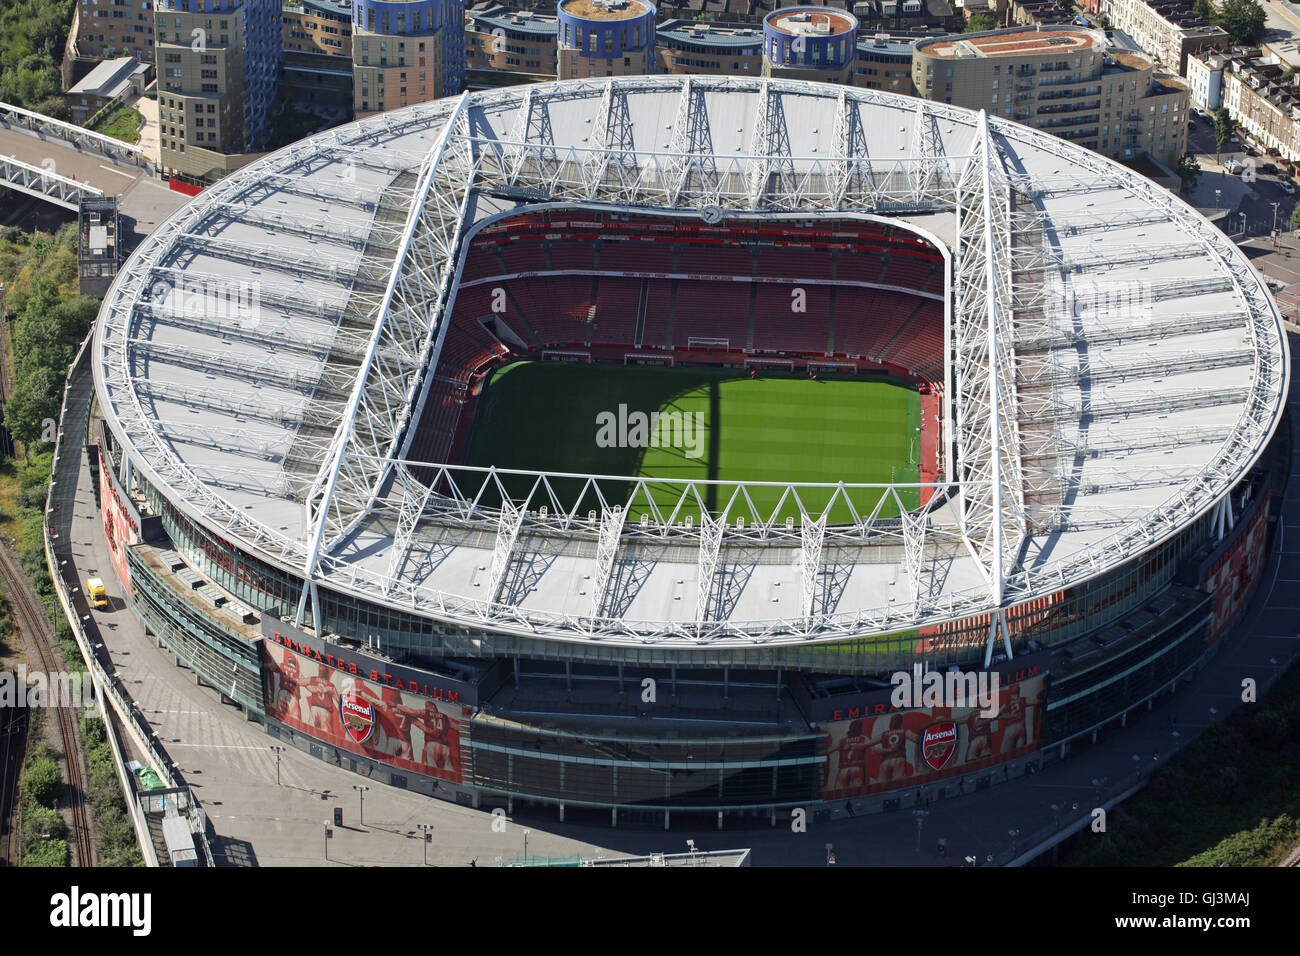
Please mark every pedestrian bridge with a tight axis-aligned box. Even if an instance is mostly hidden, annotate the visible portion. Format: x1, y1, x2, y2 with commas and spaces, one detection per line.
0, 101, 153, 209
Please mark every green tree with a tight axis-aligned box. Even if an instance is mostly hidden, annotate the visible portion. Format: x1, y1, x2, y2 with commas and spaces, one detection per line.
1212, 0, 1266, 44
1288, 201, 1300, 232
20, 756, 63, 808
1176, 153, 1202, 193
21, 838, 70, 867
1193, 0, 1214, 19
965, 11, 999, 32
1214, 106, 1233, 161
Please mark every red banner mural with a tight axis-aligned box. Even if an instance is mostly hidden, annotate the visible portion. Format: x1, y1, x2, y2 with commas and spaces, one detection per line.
263, 640, 464, 784
821, 672, 1048, 800
1201, 488, 1271, 648
98, 443, 136, 594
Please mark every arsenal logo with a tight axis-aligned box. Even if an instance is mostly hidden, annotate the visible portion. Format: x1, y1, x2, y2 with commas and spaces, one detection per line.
340, 690, 375, 744
921, 721, 958, 771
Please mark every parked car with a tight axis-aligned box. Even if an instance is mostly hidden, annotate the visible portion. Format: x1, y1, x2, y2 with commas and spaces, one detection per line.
1260, 162, 1278, 175
1225, 158, 1244, 174
1280, 180, 1295, 195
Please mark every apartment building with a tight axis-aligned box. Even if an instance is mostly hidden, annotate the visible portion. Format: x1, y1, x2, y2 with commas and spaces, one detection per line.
352, 0, 466, 117
556, 0, 657, 80
1223, 55, 1300, 162
656, 19, 764, 76
1106, 0, 1225, 74
283, 0, 353, 54
913, 26, 1189, 168
76, 0, 158, 62
155, 0, 282, 183
762, 6, 858, 83
853, 32, 915, 93
465, 3, 557, 77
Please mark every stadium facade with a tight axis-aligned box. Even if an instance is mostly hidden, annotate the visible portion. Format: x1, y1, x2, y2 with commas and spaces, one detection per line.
88, 76, 1289, 825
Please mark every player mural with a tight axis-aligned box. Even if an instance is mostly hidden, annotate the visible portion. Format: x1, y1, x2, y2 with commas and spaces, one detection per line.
1199, 488, 1271, 649
821, 672, 1047, 800
263, 639, 464, 784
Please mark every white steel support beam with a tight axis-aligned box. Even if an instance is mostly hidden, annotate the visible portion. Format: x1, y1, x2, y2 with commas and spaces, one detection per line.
487, 498, 526, 605
952, 110, 1025, 607
385, 467, 438, 593
910, 98, 944, 203
0, 153, 104, 209
900, 496, 928, 604
799, 514, 826, 619
696, 512, 724, 624
0, 99, 150, 169
590, 505, 626, 617
296, 91, 474, 627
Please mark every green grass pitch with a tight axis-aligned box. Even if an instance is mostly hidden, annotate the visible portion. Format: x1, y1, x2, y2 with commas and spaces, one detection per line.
463, 361, 921, 523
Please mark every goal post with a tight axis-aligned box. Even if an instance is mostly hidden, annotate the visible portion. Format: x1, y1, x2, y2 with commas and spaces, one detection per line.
624, 352, 675, 366
541, 349, 591, 363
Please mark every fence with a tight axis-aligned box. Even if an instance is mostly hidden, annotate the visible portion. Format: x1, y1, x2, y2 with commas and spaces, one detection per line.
43, 328, 213, 866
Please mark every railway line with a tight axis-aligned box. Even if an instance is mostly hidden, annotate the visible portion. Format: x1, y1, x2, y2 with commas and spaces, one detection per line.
0, 691, 26, 865
0, 543, 94, 866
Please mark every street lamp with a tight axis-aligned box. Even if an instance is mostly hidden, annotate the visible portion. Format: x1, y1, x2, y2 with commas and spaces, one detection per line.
352, 784, 369, 825
269, 745, 285, 786
418, 823, 434, 866
825, 843, 835, 866
1008, 827, 1022, 856
522, 828, 531, 864
913, 809, 929, 853
1215, 188, 1221, 208
1273, 201, 1281, 233
323, 820, 332, 861
1240, 211, 1247, 236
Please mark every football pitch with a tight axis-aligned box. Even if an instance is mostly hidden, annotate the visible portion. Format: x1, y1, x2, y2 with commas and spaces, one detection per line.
464, 362, 921, 522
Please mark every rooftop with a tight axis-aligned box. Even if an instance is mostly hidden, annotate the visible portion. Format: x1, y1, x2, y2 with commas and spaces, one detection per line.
560, 0, 651, 20
69, 57, 147, 97
91, 77, 1289, 649
765, 8, 857, 36
921, 27, 1103, 59
658, 19, 764, 46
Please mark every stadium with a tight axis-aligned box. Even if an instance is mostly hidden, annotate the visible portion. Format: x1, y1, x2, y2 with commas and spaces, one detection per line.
90, 75, 1289, 825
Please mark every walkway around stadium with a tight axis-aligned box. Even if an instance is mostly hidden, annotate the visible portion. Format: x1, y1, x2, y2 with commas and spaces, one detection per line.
52, 335, 1300, 865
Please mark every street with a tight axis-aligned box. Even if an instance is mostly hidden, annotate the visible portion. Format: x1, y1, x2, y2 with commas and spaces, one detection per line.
1186, 111, 1299, 237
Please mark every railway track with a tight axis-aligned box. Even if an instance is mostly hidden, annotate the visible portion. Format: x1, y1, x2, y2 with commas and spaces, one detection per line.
0, 698, 26, 865
0, 544, 94, 867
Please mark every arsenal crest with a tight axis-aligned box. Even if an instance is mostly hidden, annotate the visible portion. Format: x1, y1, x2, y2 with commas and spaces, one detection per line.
340, 690, 375, 744
921, 721, 958, 771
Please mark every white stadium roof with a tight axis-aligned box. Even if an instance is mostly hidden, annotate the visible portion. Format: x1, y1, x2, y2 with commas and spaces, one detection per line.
93, 76, 1289, 649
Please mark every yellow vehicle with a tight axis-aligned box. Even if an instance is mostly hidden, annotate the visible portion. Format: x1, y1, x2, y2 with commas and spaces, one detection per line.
87, 577, 108, 610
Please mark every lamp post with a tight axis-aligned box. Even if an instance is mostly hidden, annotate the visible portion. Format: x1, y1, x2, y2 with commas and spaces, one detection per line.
825, 843, 835, 866
522, 828, 531, 864
913, 809, 929, 853
353, 784, 369, 825
1240, 211, 1247, 236
323, 820, 332, 861
1008, 827, 1021, 857
269, 745, 285, 786
418, 824, 434, 866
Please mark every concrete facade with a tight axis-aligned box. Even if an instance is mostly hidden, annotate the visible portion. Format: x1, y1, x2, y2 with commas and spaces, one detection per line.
1224, 55, 1300, 164
914, 26, 1189, 167
1106, 0, 1225, 75
556, 0, 657, 80
465, 4, 558, 77
352, 0, 465, 117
